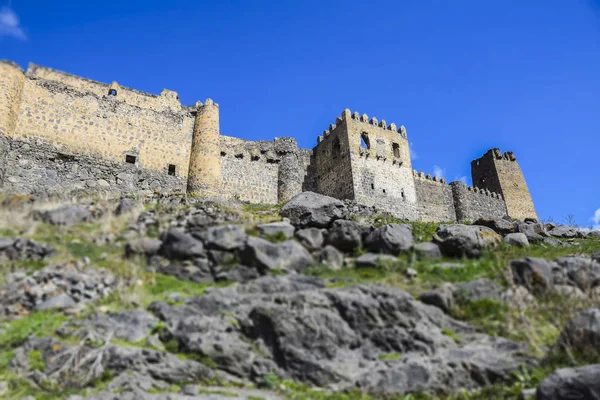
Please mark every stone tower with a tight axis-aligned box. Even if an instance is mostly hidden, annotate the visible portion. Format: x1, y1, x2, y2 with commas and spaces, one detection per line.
0, 61, 25, 138
187, 99, 222, 196
471, 148, 537, 221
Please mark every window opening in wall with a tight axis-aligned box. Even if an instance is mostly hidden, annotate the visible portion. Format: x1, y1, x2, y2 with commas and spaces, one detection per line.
392, 143, 400, 158
108, 89, 117, 96
360, 133, 370, 149
125, 155, 136, 164
168, 164, 176, 176
371, 183, 375, 190
251, 155, 260, 161
332, 137, 341, 159
401, 189, 405, 200
220, 151, 227, 157
383, 189, 386, 194
235, 153, 244, 159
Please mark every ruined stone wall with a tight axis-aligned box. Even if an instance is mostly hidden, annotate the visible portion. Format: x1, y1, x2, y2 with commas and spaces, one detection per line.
10, 64, 195, 181
219, 136, 280, 203
312, 117, 355, 200
471, 149, 537, 221
0, 135, 185, 197
451, 182, 507, 222
299, 149, 317, 193
413, 172, 456, 222
343, 109, 419, 220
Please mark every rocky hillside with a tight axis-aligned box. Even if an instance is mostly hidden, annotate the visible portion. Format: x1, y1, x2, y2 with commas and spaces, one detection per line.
0, 192, 599, 400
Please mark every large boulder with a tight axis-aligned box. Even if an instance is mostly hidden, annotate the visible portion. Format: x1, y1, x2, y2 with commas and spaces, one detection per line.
510, 257, 555, 296
0, 238, 54, 261
454, 279, 503, 303
241, 237, 313, 273
364, 224, 413, 255
419, 283, 456, 313
256, 221, 295, 239
536, 364, 600, 400
326, 220, 364, 253
280, 192, 346, 228
555, 256, 600, 291
316, 245, 344, 270
474, 218, 516, 235
433, 225, 499, 258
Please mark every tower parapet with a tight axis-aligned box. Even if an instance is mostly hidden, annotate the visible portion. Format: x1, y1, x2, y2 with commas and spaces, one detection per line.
187, 99, 222, 196
275, 137, 302, 203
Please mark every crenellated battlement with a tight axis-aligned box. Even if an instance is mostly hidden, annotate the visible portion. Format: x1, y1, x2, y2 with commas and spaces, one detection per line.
412, 170, 447, 184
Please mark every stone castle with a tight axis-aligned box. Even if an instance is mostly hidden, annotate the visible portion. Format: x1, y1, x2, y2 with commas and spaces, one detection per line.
0, 61, 538, 222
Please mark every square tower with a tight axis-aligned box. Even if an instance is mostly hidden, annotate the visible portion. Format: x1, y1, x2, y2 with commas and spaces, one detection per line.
312, 109, 419, 220
471, 149, 537, 221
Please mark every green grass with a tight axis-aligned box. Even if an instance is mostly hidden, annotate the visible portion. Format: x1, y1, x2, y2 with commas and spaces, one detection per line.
27, 350, 44, 372
378, 352, 402, 361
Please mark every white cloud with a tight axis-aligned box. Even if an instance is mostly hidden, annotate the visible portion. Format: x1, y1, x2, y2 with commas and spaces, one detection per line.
454, 176, 468, 185
409, 142, 418, 161
0, 7, 26, 40
591, 208, 600, 230
433, 165, 445, 178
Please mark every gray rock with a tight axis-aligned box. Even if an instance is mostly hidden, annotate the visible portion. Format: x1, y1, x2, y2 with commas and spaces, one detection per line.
0, 238, 54, 260
114, 198, 137, 216
326, 219, 364, 253
355, 253, 398, 268
511, 257, 555, 296
37, 204, 99, 226
195, 224, 246, 251
241, 237, 313, 272
589, 231, 600, 239
157, 258, 213, 284
364, 224, 413, 255
433, 224, 499, 258
558, 308, 600, 351
35, 293, 77, 311
552, 285, 587, 300
159, 229, 205, 260
413, 242, 442, 259
474, 218, 516, 235
295, 228, 325, 251
418, 283, 456, 313
536, 364, 600, 400
504, 232, 530, 247
280, 191, 346, 228
69, 309, 158, 343
555, 256, 600, 290
501, 286, 535, 309
256, 221, 295, 239
454, 279, 502, 303
124, 237, 162, 258
516, 222, 548, 243
316, 245, 344, 270
543, 237, 564, 247
548, 225, 580, 238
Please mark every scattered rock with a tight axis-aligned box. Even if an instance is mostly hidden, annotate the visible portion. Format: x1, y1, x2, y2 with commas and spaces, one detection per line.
548, 225, 580, 239
316, 245, 344, 270
413, 242, 442, 259
66, 309, 159, 343
114, 198, 137, 216
536, 364, 600, 400
36, 204, 101, 226
555, 256, 600, 291
454, 279, 503, 303
552, 285, 587, 301
326, 219, 364, 253
256, 221, 295, 239
35, 293, 77, 311
516, 222, 548, 243
280, 192, 346, 228
364, 224, 413, 255
124, 237, 162, 258
355, 253, 398, 268
159, 229, 205, 260
510, 257, 555, 296
295, 228, 325, 251
241, 237, 313, 273
418, 283, 456, 313
195, 225, 246, 251
503, 233, 529, 247
0, 238, 54, 261
558, 308, 600, 352
474, 218, 516, 235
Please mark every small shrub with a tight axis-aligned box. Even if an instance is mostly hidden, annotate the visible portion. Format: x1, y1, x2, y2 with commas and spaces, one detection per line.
378, 352, 401, 360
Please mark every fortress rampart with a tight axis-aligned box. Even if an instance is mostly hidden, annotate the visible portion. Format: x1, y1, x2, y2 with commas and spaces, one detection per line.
0, 60, 538, 222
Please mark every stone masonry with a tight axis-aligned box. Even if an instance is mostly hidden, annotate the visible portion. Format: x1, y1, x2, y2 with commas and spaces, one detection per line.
0, 60, 538, 221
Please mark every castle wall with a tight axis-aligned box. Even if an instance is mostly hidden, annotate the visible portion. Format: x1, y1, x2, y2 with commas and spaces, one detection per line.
451, 182, 507, 222
413, 172, 456, 222
219, 136, 280, 203
344, 110, 419, 220
10, 64, 194, 182
0, 135, 185, 197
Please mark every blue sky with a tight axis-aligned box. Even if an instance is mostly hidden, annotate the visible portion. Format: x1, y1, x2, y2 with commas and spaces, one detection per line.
1, 0, 599, 227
